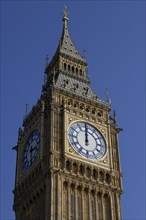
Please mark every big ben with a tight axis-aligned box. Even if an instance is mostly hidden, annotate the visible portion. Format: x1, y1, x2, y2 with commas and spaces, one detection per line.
13, 6, 123, 220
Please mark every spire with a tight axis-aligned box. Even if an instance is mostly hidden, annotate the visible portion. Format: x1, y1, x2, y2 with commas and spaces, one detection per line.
58, 6, 86, 63
45, 5, 88, 81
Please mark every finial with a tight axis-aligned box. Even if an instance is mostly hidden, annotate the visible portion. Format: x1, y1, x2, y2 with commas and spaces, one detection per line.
41, 100, 45, 112
105, 88, 111, 105
62, 6, 69, 25
18, 127, 23, 140
113, 110, 117, 124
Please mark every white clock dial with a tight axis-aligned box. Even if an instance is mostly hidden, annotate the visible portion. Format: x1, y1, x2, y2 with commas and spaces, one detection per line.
68, 122, 106, 160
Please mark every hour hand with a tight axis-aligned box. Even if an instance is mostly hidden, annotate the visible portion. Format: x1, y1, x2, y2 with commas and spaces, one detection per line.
30, 146, 37, 152
85, 124, 89, 146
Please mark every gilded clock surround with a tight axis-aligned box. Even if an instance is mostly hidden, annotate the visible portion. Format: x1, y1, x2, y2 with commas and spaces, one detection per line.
13, 6, 123, 220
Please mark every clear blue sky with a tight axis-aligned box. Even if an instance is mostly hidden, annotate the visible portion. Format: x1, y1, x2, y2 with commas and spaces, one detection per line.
1, 1, 145, 220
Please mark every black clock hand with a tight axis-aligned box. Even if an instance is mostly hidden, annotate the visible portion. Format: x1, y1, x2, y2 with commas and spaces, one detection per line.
30, 146, 37, 152
29, 146, 33, 165
85, 124, 89, 146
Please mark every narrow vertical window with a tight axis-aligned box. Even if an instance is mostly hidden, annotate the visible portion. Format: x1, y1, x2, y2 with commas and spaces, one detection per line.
91, 200, 96, 220
97, 200, 102, 220
84, 191, 89, 220
70, 193, 74, 220
104, 195, 111, 220
77, 196, 81, 220
63, 182, 68, 219
64, 63, 66, 70
114, 193, 119, 220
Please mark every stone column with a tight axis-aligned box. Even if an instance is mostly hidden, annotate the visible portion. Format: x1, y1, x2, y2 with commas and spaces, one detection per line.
49, 104, 54, 171
81, 187, 84, 220
109, 192, 114, 220
57, 174, 62, 220
45, 177, 51, 220
84, 189, 88, 220
50, 172, 54, 220
107, 121, 113, 169
95, 192, 98, 220
40, 100, 45, 159
62, 101, 67, 155
75, 185, 78, 220
116, 192, 122, 220
101, 194, 105, 220
88, 188, 91, 220
67, 182, 70, 220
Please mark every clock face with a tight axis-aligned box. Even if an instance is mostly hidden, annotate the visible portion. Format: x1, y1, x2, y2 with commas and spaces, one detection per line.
68, 122, 106, 160
22, 129, 40, 171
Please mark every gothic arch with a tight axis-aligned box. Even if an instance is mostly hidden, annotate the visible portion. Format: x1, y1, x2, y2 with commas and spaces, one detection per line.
99, 170, 104, 182
66, 160, 71, 172
79, 164, 84, 176
86, 167, 91, 178
72, 163, 78, 174
93, 169, 97, 180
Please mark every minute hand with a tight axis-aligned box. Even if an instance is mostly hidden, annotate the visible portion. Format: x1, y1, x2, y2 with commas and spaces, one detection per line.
85, 124, 89, 146
30, 146, 37, 152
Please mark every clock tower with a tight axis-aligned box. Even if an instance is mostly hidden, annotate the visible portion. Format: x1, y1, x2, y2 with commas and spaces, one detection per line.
13, 6, 123, 220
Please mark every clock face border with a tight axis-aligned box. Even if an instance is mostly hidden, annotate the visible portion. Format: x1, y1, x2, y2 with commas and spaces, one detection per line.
22, 129, 40, 172
68, 120, 107, 161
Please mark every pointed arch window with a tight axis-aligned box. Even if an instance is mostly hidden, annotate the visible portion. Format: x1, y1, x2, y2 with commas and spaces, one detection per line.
91, 199, 96, 220
79, 165, 84, 176
70, 193, 75, 220
63, 182, 68, 219
104, 194, 111, 220
97, 193, 102, 220
64, 63, 67, 70
84, 189, 89, 218
113, 193, 119, 220
66, 160, 71, 172
99, 171, 104, 182
68, 65, 70, 72
77, 195, 81, 220
93, 169, 97, 180
72, 66, 74, 73
97, 201, 102, 220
